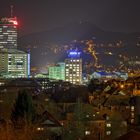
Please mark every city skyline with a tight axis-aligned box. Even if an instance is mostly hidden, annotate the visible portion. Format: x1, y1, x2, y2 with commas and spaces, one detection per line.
0, 2, 140, 140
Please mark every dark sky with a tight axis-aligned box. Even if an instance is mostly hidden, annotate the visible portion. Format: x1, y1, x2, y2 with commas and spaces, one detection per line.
0, 0, 140, 36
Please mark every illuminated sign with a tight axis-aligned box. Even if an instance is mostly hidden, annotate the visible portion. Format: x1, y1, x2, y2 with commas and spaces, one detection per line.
68, 51, 81, 58
69, 52, 80, 55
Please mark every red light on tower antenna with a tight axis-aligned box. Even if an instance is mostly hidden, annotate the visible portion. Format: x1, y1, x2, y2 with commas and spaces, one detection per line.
13, 20, 18, 25
10, 19, 18, 26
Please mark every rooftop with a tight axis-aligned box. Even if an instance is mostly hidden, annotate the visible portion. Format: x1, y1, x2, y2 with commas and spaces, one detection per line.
115, 130, 140, 140
0, 48, 28, 54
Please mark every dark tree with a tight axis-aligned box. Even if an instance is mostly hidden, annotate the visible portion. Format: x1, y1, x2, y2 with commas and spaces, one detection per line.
88, 79, 107, 94
11, 90, 36, 126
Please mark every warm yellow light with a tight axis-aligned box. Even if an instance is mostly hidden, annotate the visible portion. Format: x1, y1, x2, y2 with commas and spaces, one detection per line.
37, 127, 44, 131
120, 84, 124, 89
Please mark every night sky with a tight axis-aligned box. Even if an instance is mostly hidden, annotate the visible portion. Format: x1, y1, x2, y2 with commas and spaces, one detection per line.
0, 0, 140, 36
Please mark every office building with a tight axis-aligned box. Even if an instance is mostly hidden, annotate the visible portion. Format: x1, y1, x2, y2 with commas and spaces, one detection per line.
49, 63, 65, 81
65, 51, 82, 85
0, 48, 30, 78
0, 17, 18, 49
0, 9, 30, 78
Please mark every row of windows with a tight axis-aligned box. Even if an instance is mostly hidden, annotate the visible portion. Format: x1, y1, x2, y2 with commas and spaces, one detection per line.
66, 64, 80, 66
66, 79, 80, 82
65, 75, 80, 77
66, 69, 81, 71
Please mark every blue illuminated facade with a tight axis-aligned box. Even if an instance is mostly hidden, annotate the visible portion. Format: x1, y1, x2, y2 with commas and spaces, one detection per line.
68, 51, 81, 58
27, 53, 30, 78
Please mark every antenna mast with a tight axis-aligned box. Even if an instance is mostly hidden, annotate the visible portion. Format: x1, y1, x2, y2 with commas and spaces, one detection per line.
10, 5, 13, 17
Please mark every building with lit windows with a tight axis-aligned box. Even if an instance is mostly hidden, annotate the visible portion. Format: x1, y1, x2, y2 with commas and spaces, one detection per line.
0, 48, 30, 78
0, 11, 30, 79
65, 51, 82, 85
48, 63, 65, 81
0, 17, 18, 49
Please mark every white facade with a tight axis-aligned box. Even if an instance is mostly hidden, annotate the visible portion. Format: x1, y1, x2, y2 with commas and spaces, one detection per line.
65, 58, 82, 85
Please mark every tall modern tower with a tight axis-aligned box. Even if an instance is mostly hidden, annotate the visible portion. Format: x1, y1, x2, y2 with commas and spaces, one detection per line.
65, 51, 82, 85
0, 6, 18, 49
0, 6, 30, 78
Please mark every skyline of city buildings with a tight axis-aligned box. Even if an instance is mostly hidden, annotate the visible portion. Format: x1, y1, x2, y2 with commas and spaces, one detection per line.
0, 8, 139, 84
0, 5, 140, 140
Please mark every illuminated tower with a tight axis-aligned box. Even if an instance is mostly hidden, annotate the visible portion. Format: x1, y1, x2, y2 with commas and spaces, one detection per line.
0, 6, 30, 78
65, 51, 82, 85
0, 6, 18, 49
0, 17, 18, 49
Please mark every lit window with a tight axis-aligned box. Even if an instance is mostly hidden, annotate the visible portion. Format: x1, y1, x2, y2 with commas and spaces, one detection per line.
106, 123, 111, 127
131, 119, 134, 124
131, 113, 134, 118
37, 127, 44, 131
131, 106, 134, 111
106, 131, 111, 135
85, 131, 91, 135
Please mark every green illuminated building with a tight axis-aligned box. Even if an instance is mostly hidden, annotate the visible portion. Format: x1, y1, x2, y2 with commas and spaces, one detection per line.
48, 63, 65, 81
